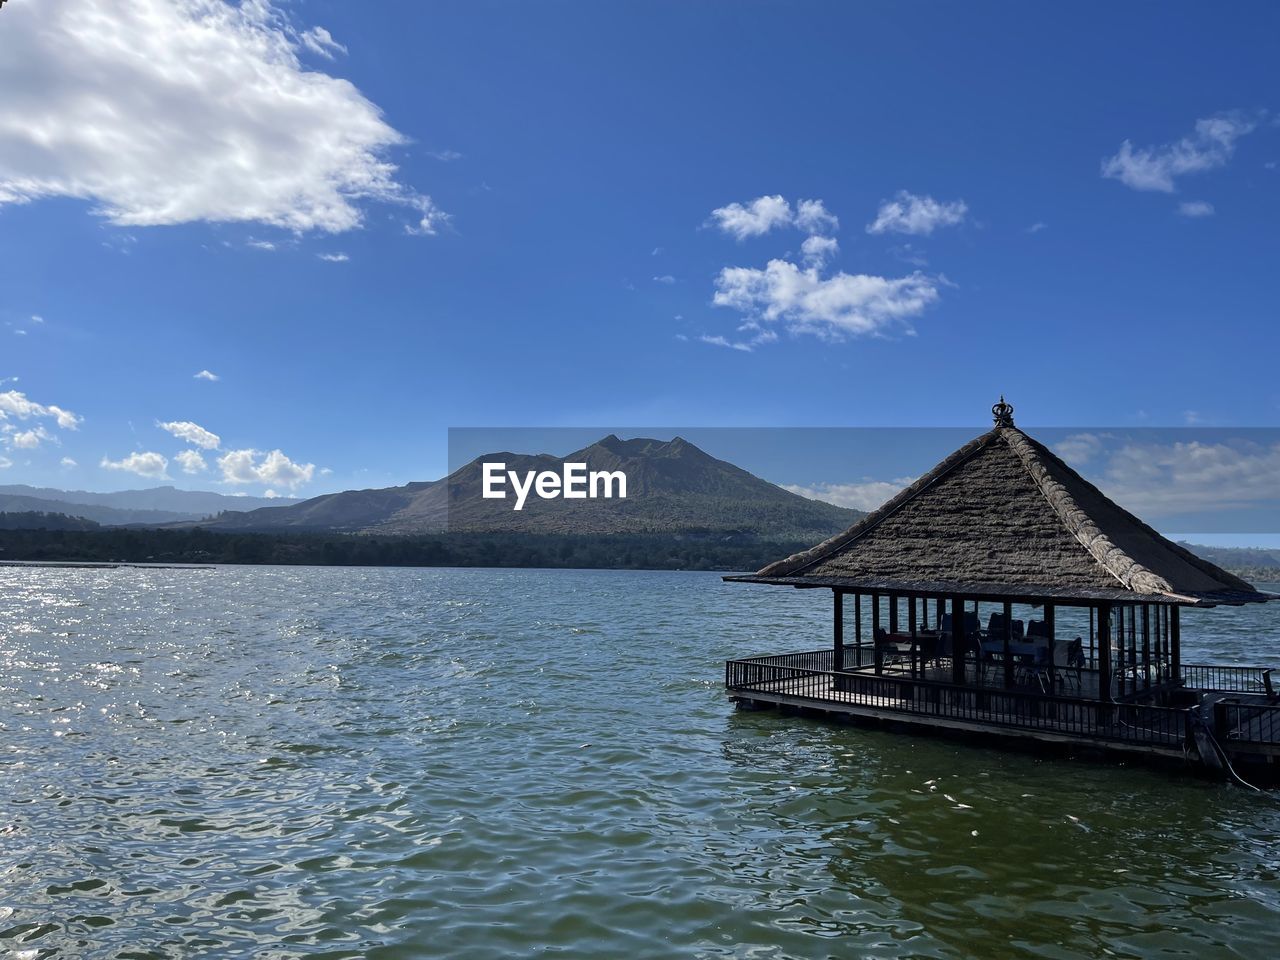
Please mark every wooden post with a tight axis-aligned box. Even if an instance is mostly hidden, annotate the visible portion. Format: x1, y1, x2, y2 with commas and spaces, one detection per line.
1002, 599, 1014, 689
1141, 604, 1151, 691
951, 595, 966, 685
872, 592, 882, 675
854, 593, 863, 668
833, 590, 844, 673
889, 593, 899, 634
1045, 603, 1056, 692
1098, 604, 1113, 703
908, 595, 918, 678
1170, 605, 1181, 685
1089, 607, 1096, 667
1116, 606, 1126, 698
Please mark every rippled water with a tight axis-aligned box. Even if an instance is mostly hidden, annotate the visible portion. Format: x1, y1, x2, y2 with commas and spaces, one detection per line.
2, 566, 1279, 959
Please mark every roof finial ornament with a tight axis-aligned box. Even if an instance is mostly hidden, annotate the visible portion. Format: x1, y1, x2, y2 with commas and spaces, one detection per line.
992, 395, 1014, 427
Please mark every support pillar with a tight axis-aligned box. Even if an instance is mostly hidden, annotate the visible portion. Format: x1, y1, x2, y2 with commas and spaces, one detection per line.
1098, 603, 1113, 702
951, 595, 966, 686
833, 589, 844, 673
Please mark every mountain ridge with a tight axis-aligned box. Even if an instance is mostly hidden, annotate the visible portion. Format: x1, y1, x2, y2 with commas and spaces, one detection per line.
205, 435, 863, 540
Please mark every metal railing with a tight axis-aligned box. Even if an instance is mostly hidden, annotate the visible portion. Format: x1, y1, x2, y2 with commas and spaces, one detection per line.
726, 656, 1190, 748
1181, 663, 1274, 694
1218, 701, 1280, 746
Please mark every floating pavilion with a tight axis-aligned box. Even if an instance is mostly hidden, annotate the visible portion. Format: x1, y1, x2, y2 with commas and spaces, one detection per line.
725, 400, 1279, 779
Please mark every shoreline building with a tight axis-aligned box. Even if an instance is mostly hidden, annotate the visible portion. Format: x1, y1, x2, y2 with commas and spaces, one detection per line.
725, 400, 1279, 780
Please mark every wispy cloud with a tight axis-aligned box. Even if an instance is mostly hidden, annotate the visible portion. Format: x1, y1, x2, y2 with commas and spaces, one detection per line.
0, 0, 443, 235
653, 274, 676, 285
427, 149, 464, 162
299, 26, 347, 60
867, 191, 968, 236
317, 252, 350, 262
194, 369, 220, 382
1097, 439, 1280, 517
699, 334, 755, 353
1177, 200, 1215, 218
158, 419, 221, 450
782, 477, 916, 512
1101, 113, 1257, 192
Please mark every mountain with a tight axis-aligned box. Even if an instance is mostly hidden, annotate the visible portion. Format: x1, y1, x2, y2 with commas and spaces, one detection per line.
0, 484, 297, 524
1180, 542, 1280, 582
206, 435, 862, 540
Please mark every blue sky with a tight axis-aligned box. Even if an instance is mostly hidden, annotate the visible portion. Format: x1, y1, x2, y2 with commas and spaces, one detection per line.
1, 1, 1278, 504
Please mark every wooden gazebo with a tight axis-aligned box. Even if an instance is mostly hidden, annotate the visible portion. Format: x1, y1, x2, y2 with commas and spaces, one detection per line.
725, 400, 1279, 777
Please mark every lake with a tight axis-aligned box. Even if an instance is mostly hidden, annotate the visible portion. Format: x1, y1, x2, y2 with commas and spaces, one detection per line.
2, 566, 1279, 959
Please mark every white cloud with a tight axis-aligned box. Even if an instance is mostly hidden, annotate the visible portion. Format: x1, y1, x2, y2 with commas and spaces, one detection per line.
782, 478, 916, 512
708, 195, 794, 240
246, 238, 277, 251
800, 235, 839, 267
0, 0, 443, 235
0, 390, 82, 429
194, 369, 220, 382
263, 488, 280, 499
713, 259, 939, 341
101, 451, 170, 479
1101, 114, 1256, 192
299, 26, 346, 59
427, 149, 464, 162
0, 456, 11, 470
317, 252, 349, 262
699, 334, 754, 353
707, 195, 840, 241
653, 274, 676, 284
1178, 200, 1215, 218
60, 457, 78, 468
158, 419, 221, 450
1053, 433, 1105, 464
795, 199, 839, 235
1098, 440, 1280, 518
174, 449, 208, 474
30, 314, 44, 323
218, 448, 315, 490
9, 426, 54, 450
867, 191, 968, 236
1025, 222, 1047, 234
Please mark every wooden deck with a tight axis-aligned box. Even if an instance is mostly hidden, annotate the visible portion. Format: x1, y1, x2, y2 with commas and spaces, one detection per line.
726, 650, 1280, 772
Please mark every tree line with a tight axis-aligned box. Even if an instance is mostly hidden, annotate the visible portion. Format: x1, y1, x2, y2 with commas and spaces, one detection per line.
0, 520, 806, 571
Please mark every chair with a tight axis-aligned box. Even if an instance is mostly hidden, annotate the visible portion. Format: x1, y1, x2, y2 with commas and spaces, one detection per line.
874, 627, 906, 669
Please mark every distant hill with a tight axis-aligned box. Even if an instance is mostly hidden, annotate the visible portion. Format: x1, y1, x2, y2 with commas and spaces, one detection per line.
0, 511, 102, 531
0, 484, 297, 525
1180, 542, 1280, 583
207, 435, 863, 541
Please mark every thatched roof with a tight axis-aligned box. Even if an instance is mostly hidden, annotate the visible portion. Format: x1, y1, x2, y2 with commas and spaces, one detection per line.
729, 412, 1274, 606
